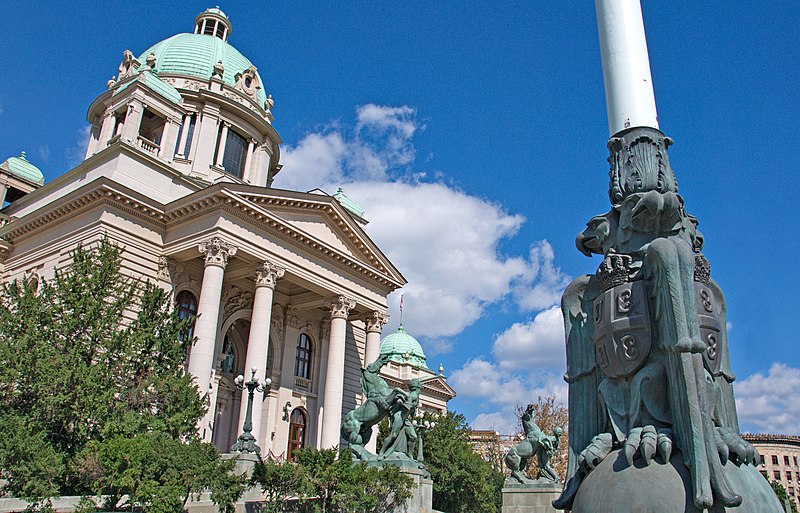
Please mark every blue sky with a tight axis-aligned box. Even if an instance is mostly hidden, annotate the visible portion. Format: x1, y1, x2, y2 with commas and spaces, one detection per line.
1, 2, 798, 434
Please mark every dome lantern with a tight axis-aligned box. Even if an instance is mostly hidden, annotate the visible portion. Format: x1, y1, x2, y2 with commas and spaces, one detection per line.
194, 7, 232, 42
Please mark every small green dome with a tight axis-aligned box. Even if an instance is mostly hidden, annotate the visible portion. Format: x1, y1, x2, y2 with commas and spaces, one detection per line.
380, 325, 428, 369
138, 33, 267, 106
1, 152, 44, 185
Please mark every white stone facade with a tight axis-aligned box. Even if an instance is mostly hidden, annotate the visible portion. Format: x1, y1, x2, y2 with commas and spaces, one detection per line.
0, 8, 453, 459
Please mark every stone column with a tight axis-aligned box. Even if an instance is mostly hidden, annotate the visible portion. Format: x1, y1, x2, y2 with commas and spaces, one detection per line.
0, 182, 7, 206
361, 310, 388, 453
215, 122, 230, 167
362, 311, 388, 367
176, 113, 192, 157
237, 260, 285, 448
158, 117, 176, 159
120, 101, 144, 143
97, 110, 117, 149
187, 238, 237, 426
242, 138, 256, 182
319, 295, 356, 449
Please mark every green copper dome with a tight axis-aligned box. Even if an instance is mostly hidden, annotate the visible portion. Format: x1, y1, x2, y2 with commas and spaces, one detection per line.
380, 325, 428, 369
1, 152, 44, 185
138, 30, 267, 106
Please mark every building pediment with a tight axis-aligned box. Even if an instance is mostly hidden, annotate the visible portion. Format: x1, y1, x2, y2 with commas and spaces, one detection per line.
420, 375, 457, 400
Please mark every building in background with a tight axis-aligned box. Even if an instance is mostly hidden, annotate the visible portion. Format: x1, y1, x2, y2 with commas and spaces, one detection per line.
0, 8, 452, 459
743, 433, 800, 508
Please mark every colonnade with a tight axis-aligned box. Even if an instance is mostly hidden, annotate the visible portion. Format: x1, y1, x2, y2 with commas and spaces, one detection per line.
184, 236, 388, 451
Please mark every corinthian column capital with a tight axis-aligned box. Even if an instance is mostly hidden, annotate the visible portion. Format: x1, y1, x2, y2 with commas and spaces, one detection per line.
198, 237, 237, 268
254, 260, 285, 289
328, 295, 356, 320
362, 311, 389, 333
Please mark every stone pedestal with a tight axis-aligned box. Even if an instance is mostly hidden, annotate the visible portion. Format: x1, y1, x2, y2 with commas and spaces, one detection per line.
502, 478, 562, 513
367, 461, 437, 513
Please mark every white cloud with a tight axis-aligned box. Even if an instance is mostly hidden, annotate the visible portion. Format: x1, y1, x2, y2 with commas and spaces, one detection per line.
348, 180, 528, 338
514, 241, 571, 311
278, 104, 419, 192
493, 306, 566, 371
66, 125, 91, 167
275, 104, 571, 342
735, 363, 800, 434
449, 357, 567, 434
37, 145, 51, 163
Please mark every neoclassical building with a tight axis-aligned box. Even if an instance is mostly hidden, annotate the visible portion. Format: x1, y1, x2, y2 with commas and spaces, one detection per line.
0, 8, 453, 459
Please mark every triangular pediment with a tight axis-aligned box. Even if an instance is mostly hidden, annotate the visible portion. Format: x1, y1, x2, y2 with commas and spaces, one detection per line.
270, 210, 355, 257
222, 186, 405, 287
420, 375, 457, 399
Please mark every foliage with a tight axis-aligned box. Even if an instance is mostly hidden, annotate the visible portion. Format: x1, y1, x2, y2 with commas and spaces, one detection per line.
514, 395, 569, 480
421, 411, 504, 513
0, 239, 236, 509
74, 432, 245, 513
252, 456, 309, 513
251, 448, 413, 513
770, 480, 798, 513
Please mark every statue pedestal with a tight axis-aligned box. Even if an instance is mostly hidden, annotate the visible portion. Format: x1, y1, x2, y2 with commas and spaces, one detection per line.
502, 478, 562, 513
368, 461, 436, 513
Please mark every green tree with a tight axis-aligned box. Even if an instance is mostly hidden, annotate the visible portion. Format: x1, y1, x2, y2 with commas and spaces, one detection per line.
0, 239, 240, 510
252, 449, 413, 513
252, 456, 309, 513
421, 411, 504, 513
770, 480, 798, 513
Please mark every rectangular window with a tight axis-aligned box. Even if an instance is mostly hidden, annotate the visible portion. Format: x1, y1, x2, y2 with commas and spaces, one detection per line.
775, 471, 782, 480
222, 128, 248, 178
760, 455, 766, 466
790, 471, 794, 481
774, 455, 780, 465
794, 456, 798, 466
786, 456, 792, 466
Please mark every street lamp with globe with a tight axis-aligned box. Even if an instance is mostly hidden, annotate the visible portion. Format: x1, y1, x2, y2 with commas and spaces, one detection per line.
231, 367, 271, 454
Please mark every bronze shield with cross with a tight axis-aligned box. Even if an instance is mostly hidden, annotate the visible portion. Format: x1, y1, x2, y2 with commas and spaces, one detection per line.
593, 280, 652, 379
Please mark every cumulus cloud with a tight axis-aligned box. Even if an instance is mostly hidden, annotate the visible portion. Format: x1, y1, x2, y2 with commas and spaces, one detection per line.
449, 358, 567, 434
735, 363, 800, 434
514, 241, 571, 311
278, 104, 420, 192
492, 306, 566, 371
275, 104, 570, 340
347, 180, 528, 338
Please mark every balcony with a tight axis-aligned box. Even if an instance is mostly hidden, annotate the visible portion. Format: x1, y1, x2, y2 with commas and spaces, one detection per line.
136, 135, 160, 155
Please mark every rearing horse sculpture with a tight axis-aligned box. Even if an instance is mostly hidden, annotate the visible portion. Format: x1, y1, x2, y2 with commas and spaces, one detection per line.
342, 353, 408, 460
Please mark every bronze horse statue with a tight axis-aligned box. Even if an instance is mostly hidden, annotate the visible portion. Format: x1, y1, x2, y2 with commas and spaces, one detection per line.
341, 353, 408, 460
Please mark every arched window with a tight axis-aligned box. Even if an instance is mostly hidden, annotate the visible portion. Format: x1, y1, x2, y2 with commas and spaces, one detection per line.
176, 290, 198, 340
294, 333, 312, 379
287, 408, 307, 459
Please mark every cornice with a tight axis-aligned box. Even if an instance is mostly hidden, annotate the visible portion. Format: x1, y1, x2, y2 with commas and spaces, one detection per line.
0, 179, 167, 241
165, 187, 405, 289
742, 433, 800, 446
0, 177, 403, 290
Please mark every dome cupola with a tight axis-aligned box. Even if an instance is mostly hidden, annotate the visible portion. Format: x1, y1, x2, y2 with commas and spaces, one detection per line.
194, 7, 232, 42
379, 325, 428, 369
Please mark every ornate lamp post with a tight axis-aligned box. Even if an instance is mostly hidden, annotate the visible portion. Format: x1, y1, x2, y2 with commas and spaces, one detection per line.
231, 367, 271, 454
412, 419, 435, 463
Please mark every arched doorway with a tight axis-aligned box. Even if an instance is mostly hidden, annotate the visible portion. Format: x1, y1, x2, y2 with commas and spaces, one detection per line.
211, 318, 249, 452
287, 408, 307, 460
